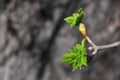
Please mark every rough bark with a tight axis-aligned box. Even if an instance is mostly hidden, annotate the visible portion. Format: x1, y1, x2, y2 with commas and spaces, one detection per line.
0, 0, 120, 80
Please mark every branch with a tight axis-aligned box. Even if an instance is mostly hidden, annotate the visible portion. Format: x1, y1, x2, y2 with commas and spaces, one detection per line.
86, 36, 120, 55
78, 21, 120, 55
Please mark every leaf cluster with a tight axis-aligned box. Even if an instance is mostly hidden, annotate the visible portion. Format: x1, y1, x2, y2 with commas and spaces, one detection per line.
64, 8, 84, 28
62, 38, 87, 71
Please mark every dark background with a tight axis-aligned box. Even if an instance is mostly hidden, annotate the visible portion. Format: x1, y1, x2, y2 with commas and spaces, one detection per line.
0, 0, 120, 80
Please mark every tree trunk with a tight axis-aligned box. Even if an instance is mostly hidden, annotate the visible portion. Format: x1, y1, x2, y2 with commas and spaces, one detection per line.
0, 0, 120, 80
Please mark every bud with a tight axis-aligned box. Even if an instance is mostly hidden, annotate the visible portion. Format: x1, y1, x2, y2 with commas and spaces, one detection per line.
79, 23, 87, 37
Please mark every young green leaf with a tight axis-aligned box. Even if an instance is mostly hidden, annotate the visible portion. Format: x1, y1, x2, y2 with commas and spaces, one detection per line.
64, 16, 74, 23
64, 8, 84, 28
62, 38, 87, 71
81, 38, 86, 48
72, 60, 79, 71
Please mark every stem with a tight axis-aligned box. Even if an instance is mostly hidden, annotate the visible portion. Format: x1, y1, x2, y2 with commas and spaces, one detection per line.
97, 41, 120, 49
78, 23, 120, 55
86, 36, 97, 48
86, 36, 120, 55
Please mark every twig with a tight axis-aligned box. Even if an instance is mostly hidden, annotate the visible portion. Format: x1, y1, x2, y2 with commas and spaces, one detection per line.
86, 36, 120, 55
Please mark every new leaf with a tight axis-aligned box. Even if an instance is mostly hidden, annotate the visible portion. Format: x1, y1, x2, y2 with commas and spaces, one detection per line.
64, 8, 84, 28
62, 38, 87, 71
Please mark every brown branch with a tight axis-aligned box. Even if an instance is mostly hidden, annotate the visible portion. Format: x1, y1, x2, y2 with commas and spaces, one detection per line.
86, 36, 120, 55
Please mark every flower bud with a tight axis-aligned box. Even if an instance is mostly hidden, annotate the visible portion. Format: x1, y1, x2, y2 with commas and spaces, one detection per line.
79, 23, 87, 37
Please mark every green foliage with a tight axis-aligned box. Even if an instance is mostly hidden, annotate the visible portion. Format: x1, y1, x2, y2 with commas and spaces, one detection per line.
62, 38, 87, 71
64, 8, 84, 28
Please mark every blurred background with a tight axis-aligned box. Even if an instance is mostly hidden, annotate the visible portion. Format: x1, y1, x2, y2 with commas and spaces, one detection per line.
0, 0, 120, 80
